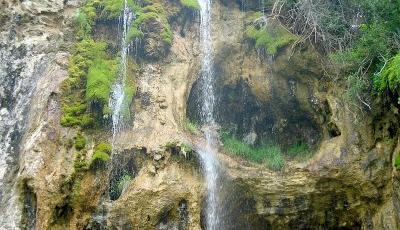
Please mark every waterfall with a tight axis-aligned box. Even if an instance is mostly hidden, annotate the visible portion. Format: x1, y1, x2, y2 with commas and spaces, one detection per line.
197, 0, 223, 229
110, 0, 133, 140
88, 2, 134, 227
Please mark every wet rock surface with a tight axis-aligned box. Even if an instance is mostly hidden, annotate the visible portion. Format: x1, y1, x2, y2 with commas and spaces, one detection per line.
0, 0, 399, 229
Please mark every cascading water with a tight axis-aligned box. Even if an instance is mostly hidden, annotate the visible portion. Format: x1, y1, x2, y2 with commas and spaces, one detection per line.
110, 0, 134, 140
89, 2, 134, 227
197, 0, 223, 229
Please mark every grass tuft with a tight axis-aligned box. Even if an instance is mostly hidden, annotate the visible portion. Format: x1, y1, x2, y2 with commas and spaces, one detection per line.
221, 133, 284, 170
287, 142, 311, 159
184, 119, 200, 135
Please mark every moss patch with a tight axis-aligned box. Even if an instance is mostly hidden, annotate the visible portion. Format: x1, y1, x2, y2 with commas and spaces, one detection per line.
180, 0, 200, 10
127, 3, 173, 45
246, 19, 297, 55
395, 153, 400, 170
74, 132, 87, 151
60, 39, 117, 128
85, 57, 118, 116
90, 142, 112, 169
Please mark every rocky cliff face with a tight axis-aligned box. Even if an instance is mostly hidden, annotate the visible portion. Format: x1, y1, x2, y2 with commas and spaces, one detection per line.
0, 0, 399, 229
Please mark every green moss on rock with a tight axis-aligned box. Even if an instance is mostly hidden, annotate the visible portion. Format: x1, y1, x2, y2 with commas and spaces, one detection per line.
127, 3, 173, 45
74, 132, 87, 151
73, 152, 89, 172
395, 153, 400, 170
85, 58, 118, 115
90, 142, 112, 169
246, 19, 297, 55
180, 0, 200, 10
61, 39, 118, 128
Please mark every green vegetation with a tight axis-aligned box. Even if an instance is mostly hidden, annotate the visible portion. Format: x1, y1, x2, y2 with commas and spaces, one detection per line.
73, 152, 89, 172
121, 77, 136, 120
246, 20, 297, 55
85, 57, 118, 115
287, 142, 311, 159
180, 0, 200, 10
184, 119, 199, 135
127, 3, 173, 44
247, 1, 400, 106
315, 1, 399, 105
395, 153, 400, 170
117, 175, 132, 195
74, 132, 86, 151
90, 142, 112, 168
221, 133, 284, 170
74, 10, 93, 39
61, 39, 117, 128
374, 53, 400, 102
221, 132, 314, 170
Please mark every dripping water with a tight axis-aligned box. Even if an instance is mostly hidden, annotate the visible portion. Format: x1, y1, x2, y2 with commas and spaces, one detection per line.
90, 1, 134, 228
110, 0, 134, 141
197, 0, 223, 229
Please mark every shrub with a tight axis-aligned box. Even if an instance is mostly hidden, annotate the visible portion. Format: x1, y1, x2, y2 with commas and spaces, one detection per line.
180, 0, 200, 10
74, 133, 86, 150
74, 10, 93, 39
374, 53, 400, 102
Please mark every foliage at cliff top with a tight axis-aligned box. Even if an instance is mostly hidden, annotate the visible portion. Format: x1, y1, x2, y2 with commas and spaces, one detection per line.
180, 0, 200, 10
127, 3, 173, 45
247, 0, 400, 106
246, 18, 297, 55
374, 53, 400, 102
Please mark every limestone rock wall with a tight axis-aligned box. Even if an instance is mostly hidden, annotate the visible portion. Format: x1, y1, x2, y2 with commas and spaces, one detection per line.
0, 0, 399, 229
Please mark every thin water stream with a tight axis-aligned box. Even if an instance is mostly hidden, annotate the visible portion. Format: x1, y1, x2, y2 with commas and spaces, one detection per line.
110, 0, 134, 141
197, 0, 223, 229
90, 1, 134, 227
